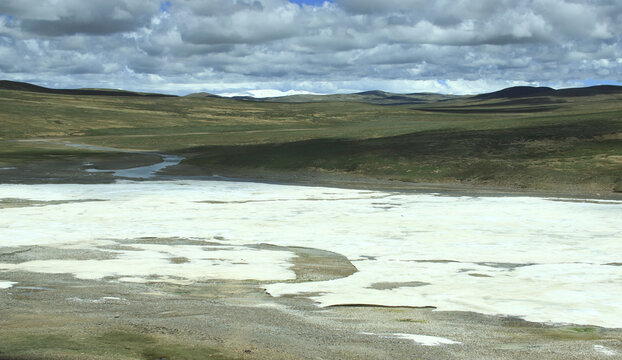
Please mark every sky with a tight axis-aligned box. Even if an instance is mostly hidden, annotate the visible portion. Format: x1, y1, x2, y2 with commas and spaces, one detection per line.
0, 0, 620, 97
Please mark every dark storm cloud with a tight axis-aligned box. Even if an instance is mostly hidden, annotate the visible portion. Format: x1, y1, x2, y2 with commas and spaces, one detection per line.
0, 0, 158, 36
21, 18, 139, 36
0, 0, 620, 95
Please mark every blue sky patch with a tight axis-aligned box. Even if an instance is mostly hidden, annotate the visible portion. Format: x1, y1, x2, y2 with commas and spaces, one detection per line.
160, 1, 172, 13
580, 79, 621, 87
289, 0, 332, 7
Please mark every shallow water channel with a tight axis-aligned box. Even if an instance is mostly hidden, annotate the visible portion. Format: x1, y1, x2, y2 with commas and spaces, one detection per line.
1, 180, 621, 328
59, 141, 185, 179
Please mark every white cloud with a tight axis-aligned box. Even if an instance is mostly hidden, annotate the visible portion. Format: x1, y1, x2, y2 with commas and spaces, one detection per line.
0, 0, 620, 95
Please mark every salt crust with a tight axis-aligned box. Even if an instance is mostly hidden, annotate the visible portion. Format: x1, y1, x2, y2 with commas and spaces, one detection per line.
1, 180, 621, 327
0, 281, 17, 289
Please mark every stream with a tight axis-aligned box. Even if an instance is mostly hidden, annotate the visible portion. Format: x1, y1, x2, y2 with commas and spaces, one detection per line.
61, 141, 185, 179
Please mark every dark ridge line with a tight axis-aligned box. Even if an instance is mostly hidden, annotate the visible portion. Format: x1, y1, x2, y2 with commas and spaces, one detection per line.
473, 85, 622, 100
0, 80, 176, 97
417, 106, 561, 114
2, 80, 621, 101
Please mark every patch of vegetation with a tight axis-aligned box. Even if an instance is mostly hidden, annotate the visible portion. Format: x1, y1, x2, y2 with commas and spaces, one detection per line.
1, 84, 621, 194
0, 330, 237, 360
564, 327, 598, 333
184, 114, 622, 193
538, 326, 603, 341
169, 257, 190, 264
396, 318, 427, 323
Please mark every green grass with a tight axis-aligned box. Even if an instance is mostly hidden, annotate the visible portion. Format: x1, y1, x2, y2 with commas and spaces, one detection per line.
1, 87, 621, 194
0, 330, 237, 360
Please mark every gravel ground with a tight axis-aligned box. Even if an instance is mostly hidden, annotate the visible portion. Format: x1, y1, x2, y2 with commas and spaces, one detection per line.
1, 263, 621, 359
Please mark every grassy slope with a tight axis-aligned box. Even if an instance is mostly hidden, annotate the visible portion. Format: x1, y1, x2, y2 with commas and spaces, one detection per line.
0, 86, 621, 194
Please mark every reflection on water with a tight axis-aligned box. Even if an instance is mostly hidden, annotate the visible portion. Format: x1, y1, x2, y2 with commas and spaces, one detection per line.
86, 154, 185, 179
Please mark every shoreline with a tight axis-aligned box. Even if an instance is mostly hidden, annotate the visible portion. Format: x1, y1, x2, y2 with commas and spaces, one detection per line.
2, 138, 620, 200
3, 159, 621, 201
161, 163, 622, 201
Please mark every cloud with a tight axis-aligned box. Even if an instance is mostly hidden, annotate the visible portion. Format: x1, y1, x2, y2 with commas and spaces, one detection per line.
177, 0, 265, 16
0, 0, 159, 36
336, 0, 427, 14
177, 3, 300, 45
0, 0, 620, 95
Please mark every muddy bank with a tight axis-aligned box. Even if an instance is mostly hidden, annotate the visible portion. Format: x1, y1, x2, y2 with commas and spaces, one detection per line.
1, 139, 620, 199
162, 163, 622, 201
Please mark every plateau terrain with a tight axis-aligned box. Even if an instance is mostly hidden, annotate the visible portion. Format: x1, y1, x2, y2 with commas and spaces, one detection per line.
1, 81, 621, 360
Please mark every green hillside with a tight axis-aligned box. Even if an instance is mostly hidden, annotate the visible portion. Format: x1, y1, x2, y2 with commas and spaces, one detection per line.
1, 81, 621, 195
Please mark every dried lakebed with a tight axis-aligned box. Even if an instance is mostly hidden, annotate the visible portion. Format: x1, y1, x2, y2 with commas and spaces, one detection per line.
1, 179, 622, 359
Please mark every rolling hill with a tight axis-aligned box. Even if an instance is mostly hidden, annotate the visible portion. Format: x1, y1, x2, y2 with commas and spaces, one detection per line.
0, 80, 175, 97
1, 80, 621, 195
474, 85, 622, 100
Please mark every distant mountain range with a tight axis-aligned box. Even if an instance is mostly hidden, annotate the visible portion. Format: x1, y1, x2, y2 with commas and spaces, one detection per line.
1, 80, 621, 105
473, 85, 622, 100
0, 80, 175, 97
226, 90, 460, 105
